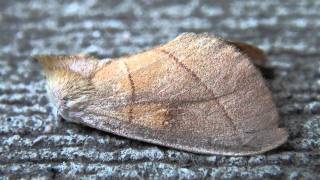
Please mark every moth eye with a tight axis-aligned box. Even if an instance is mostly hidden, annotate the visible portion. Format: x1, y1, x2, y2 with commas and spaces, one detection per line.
62, 97, 68, 101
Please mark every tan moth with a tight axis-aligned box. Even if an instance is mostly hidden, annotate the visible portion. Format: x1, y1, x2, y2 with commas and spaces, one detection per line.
35, 33, 288, 156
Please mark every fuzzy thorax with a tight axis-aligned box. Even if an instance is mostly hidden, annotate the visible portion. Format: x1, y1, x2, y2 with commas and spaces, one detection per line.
35, 55, 96, 111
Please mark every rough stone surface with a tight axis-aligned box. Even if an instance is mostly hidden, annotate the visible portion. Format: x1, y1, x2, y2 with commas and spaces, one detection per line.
0, 0, 319, 179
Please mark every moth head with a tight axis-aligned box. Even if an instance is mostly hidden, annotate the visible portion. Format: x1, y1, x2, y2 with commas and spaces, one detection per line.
34, 55, 96, 111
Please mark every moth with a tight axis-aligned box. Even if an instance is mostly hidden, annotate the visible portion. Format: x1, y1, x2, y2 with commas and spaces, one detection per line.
35, 33, 288, 156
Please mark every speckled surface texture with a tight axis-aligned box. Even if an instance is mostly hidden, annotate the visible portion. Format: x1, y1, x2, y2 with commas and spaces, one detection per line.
0, 0, 319, 179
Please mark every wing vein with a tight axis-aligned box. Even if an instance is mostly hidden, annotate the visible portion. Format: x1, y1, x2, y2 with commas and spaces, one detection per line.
159, 48, 237, 132
122, 61, 136, 122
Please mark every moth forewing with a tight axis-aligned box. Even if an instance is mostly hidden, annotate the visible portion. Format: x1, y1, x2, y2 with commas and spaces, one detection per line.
36, 33, 288, 156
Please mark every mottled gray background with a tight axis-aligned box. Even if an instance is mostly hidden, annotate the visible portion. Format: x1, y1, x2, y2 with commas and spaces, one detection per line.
0, 0, 319, 179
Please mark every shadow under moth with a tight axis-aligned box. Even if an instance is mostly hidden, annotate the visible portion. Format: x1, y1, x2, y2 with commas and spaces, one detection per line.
35, 33, 288, 156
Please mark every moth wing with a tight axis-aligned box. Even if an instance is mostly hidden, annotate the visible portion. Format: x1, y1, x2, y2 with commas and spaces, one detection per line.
74, 33, 287, 155
226, 41, 274, 79
118, 100, 287, 155
226, 41, 267, 67
152, 33, 287, 154
79, 97, 287, 156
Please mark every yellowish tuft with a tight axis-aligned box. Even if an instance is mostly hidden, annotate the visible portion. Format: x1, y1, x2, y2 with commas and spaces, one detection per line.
34, 55, 69, 73
34, 55, 99, 78
34, 55, 89, 69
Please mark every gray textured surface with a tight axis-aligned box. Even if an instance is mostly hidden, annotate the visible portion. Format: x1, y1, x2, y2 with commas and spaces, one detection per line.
0, 0, 319, 179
